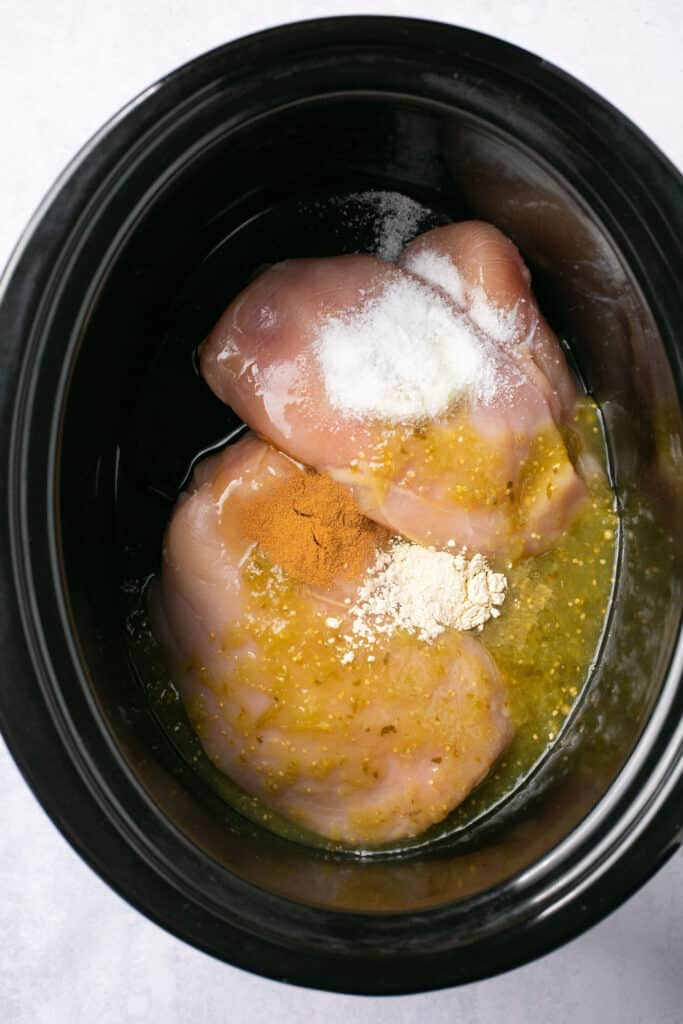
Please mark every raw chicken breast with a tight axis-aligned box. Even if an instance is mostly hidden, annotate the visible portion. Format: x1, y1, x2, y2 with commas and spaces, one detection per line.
200, 228, 588, 561
401, 220, 578, 421
200, 255, 392, 468
151, 433, 513, 845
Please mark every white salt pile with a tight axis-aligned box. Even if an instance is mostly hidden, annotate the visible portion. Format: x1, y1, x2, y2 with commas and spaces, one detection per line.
404, 247, 523, 343
403, 248, 467, 306
315, 275, 500, 421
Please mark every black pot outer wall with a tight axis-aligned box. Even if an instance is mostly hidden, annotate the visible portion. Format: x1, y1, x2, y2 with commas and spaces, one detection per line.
1, 17, 682, 995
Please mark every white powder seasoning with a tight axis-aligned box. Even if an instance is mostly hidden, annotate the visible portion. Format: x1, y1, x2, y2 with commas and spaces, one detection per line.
403, 248, 467, 307
349, 540, 507, 644
316, 276, 498, 421
364, 191, 427, 262
340, 190, 431, 262
404, 247, 524, 345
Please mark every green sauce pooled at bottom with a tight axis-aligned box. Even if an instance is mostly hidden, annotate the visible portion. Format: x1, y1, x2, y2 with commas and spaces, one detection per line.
460, 400, 617, 823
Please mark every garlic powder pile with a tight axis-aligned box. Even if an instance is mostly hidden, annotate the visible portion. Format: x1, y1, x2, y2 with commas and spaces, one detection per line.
348, 539, 507, 644
316, 277, 499, 421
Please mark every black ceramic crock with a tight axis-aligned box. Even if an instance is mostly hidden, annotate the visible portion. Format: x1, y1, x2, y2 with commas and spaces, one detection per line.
1, 17, 682, 994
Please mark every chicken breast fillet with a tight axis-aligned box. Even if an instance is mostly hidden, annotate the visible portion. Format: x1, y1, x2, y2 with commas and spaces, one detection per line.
151, 433, 513, 845
200, 223, 588, 562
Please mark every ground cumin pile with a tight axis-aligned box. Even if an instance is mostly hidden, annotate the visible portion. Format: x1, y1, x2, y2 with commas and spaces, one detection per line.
244, 470, 388, 586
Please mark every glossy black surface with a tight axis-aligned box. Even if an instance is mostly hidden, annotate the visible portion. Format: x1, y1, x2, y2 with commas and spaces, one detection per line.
0, 17, 682, 993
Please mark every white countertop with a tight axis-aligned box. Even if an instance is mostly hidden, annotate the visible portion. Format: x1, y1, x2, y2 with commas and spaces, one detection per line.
1, 2, 681, 1021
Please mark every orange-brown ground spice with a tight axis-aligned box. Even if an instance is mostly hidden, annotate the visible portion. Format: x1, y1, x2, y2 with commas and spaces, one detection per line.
244, 470, 388, 586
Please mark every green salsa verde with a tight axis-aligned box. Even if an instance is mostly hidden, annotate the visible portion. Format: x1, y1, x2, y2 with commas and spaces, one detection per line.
127, 397, 617, 852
